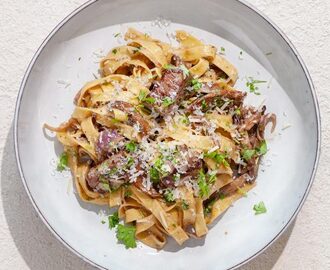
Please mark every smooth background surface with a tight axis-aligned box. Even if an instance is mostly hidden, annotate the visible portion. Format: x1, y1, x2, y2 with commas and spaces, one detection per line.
0, 0, 329, 269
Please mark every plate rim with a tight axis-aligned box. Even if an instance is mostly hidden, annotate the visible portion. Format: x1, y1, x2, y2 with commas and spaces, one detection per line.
13, 0, 321, 269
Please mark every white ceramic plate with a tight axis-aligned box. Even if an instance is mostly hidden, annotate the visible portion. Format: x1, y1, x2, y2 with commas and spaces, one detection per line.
14, 0, 320, 269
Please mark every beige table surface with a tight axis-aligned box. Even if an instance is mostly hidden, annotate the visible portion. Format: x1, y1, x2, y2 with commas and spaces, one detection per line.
0, 0, 329, 269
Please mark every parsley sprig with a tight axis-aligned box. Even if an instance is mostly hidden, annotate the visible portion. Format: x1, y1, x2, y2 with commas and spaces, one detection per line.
253, 201, 267, 215
57, 152, 68, 172
246, 77, 267, 95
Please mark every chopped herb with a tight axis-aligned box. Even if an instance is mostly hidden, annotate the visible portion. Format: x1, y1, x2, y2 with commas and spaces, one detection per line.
163, 64, 176, 70
182, 200, 189, 210
265, 52, 272, 56
164, 189, 175, 203
256, 140, 267, 155
163, 64, 189, 76
234, 108, 241, 116
242, 149, 256, 161
108, 167, 118, 176
116, 224, 137, 249
253, 201, 267, 215
207, 171, 217, 184
57, 152, 68, 172
204, 151, 229, 167
108, 212, 119, 229
198, 170, 210, 198
126, 157, 134, 168
201, 100, 208, 110
112, 48, 118, 54
101, 220, 106, 224
114, 33, 121, 37
204, 198, 216, 214
101, 182, 110, 191
138, 90, 155, 104
179, 64, 190, 76
124, 189, 132, 198
191, 79, 202, 91
149, 167, 160, 183
125, 141, 137, 152
220, 46, 226, 54
162, 97, 174, 107
246, 77, 267, 95
181, 114, 190, 125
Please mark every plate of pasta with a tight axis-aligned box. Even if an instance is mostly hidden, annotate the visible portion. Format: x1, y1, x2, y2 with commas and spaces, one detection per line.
14, 1, 320, 270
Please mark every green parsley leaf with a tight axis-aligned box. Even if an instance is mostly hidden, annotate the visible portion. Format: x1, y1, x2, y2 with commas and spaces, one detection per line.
101, 220, 106, 224
114, 33, 121, 37
124, 188, 132, 198
57, 152, 68, 172
163, 64, 176, 70
164, 189, 175, 203
112, 48, 118, 54
162, 97, 174, 107
242, 149, 256, 161
101, 182, 110, 191
138, 91, 156, 104
256, 140, 267, 155
220, 46, 226, 54
253, 201, 267, 215
246, 77, 267, 95
149, 167, 160, 183
234, 108, 241, 116
180, 114, 189, 125
191, 79, 202, 91
198, 170, 210, 198
204, 151, 229, 167
207, 171, 217, 184
125, 141, 137, 152
108, 212, 119, 229
116, 224, 137, 248
179, 64, 190, 77
201, 99, 208, 111
182, 200, 189, 210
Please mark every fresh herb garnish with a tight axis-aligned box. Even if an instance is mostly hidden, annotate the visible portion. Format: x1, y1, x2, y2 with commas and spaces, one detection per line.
162, 97, 174, 107
219, 193, 226, 200
181, 114, 190, 125
138, 90, 155, 104
124, 188, 132, 198
57, 152, 68, 172
108, 212, 119, 229
246, 77, 267, 95
198, 170, 210, 198
179, 64, 190, 77
204, 151, 229, 167
182, 200, 189, 210
114, 33, 121, 37
112, 48, 118, 54
201, 99, 208, 111
116, 224, 137, 249
163, 189, 175, 203
234, 108, 241, 116
241, 149, 256, 161
126, 157, 134, 168
163, 64, 176, 70
125, 141, 137, 152
101, 182, 111, 191
253, 201, 267, 215
220, 46, 226, 54
149, 167, 160, 183
191, 79, 202, 91
256, 140, 267, 155
101, 220, 106, 224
